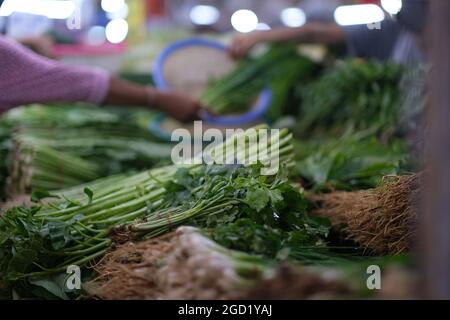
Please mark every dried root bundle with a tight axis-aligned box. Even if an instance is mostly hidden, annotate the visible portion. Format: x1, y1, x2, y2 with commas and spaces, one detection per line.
88, 232, 175, 300
309, 175, 420, 255
89, 227, 267, 300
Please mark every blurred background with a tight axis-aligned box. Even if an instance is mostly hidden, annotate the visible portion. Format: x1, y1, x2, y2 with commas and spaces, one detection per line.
0, 0, 404, 72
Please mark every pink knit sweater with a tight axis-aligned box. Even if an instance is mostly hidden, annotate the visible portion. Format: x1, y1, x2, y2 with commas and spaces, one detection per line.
0, 36, 110, 113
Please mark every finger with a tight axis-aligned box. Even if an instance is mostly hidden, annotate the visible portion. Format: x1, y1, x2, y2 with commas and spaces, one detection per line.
229, 42, 242, 59
229, 46, 238, 59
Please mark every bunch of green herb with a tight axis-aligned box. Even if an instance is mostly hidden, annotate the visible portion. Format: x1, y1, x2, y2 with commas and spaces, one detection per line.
130, 162, 363, 266
0, 104, 172, 196
7, 144, 106, 196
294, 131, 411, 191
297, 59, 405, 137
201, 45, 318, 116
130, 163, 298, 238
1, 104, 121, 128
6, 126, 173, 194
0, 206, 104, 299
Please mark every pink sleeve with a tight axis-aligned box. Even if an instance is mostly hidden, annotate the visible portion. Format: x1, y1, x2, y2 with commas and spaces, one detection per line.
0, 36, 111, 113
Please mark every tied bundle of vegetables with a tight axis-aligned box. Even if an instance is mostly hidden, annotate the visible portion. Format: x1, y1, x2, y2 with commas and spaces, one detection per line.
91, 226, 271, 300
0, 104, 128, 200
7, 142, 104, 196
309, 174, 420, 255
1, 104, 172, 197
129, 162, 359, 266
10, 125, 173, 178
93, 227, 412, 300
1, 103, 158, 129
0, 125, 295, 298
294, 130, 411, 191
201, 45, 318, 116
297, 59, 405, 137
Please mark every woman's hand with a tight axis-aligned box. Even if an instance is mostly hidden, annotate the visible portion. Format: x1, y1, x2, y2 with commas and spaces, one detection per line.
103, 78, 205, 122
153, 91, 205, 123
229, 32, 262, 59
20, 35, 55, 59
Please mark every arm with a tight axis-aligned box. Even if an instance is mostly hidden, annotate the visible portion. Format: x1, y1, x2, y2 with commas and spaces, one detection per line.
104, 77, 204, 122
0, 36, 203, 122
230, 22, 345, 58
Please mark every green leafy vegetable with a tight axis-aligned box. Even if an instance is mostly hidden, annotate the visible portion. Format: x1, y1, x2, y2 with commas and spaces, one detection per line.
297, 59, 405, 137
202, 45, 318, 116
294, 131, 412, 191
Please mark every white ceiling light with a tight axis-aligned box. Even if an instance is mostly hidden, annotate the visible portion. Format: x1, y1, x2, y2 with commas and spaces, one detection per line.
101, 0, 125, 13
106, 3, 129, 20
381, 0, 403, 15
231, 9, 258, 33
334, 4, 385, 26
105, 18, 128, 44
280, 8, 306, 27
0, 0, 75, 19
189, 5, 220, 26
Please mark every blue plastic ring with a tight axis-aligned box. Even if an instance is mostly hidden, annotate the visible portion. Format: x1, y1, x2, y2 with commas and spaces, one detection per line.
153, 38, 272, 126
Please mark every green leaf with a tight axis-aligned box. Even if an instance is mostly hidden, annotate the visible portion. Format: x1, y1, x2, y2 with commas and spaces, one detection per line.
31, 189, 59, 203
83, 187, 94, 205
29, 274, 70, 300
268, 189, 283, 206
174, 168, 194, 189
246, 187, 270, 212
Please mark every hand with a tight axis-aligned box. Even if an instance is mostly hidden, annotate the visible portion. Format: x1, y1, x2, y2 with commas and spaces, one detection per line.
21, 35, 55, 59
229, 33, 261, 59
154, 91, 205, 123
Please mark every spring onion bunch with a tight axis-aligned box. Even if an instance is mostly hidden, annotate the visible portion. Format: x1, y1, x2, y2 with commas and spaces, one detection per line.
1, 104, 172, 196
7, 143, 104, 196
6, 126, 173, 194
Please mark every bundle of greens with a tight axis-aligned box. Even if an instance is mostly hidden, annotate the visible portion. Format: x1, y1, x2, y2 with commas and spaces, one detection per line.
7, 144, 104, 196
309, 174, 419, 255
92, 226, 272, 300
0, 104, 127, 200
201, 45, 318, 117
6, 126, 173, 194
0, 104, 172, 197
2, 104, 123, 128
297, 59, 405, 137
294, 131, 411, 191
0, 126, 295, 298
